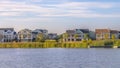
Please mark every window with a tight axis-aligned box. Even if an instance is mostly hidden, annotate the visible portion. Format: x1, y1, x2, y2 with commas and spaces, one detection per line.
76, 39, 81, 41
68, 39, 70, 41
4, 30, 7, 32
78, 35, 81, 37
72, 39, 74, 41
72, 35, 74, 37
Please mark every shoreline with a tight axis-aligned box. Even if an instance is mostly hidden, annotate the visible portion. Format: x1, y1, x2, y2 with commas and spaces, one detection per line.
0, 39, 120, 48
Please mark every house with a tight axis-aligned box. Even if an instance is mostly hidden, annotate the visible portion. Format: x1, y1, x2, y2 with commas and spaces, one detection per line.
118, 32, 120, 39
75, 29, 90, 40
110, 30, 119, 39
63, 30, 76, 42
0, 28, 17, 42
89, 31, 96, 40
63, 29, 89, 42
32, 29, 48, 41
95, 29, 119, 40
18, 29, 33, 42
96, 29, 111, 40
48, 33, 58, 40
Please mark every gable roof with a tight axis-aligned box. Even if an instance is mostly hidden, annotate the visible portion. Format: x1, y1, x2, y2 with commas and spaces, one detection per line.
66, 30, 75, 34
95, 29, 110, 34
18, 29, 32, 34
0, 28, 14, 31
110, 30, 119, 34
75, 29, 89, 33
32, 29, 48, 33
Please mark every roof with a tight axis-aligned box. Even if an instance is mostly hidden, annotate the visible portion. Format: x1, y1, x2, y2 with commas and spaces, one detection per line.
0, 28, 14, 30
48, 33, 57, 35
96, 29, 119, 34
110, 30, 119, 34
95, 29, 110, 34
18, 29, 32, 33
66, 30, 75, 34
75, 29, 89, 33
32, 29, 48, 33
48, 33, 57, 36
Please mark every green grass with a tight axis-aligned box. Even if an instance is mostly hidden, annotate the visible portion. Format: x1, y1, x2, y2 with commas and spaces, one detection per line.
0, 39, 120, 48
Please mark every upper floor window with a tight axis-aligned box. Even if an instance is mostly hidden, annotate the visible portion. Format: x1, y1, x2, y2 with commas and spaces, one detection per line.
4, 30, 7, 32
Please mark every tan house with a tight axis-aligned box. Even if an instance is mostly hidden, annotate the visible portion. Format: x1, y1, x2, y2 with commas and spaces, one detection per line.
18, 29, 33, 42
95, 29, 119, 40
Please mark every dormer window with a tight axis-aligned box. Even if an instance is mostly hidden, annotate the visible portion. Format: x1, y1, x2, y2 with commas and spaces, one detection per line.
4, 30, 7, 32
14, 32, 16, 35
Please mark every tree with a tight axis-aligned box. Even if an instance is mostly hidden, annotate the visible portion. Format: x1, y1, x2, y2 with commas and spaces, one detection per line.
63, 33, 69, 38
111, 34, 116, 40
74, 34, 80, 41
84, 34, 89, 40
62, 33, 69, 42
88, 39, 92, 45
36, 33, 45, 42
111, 34, 116, 44
74, 34, 79, 38
104, 33, 109, 40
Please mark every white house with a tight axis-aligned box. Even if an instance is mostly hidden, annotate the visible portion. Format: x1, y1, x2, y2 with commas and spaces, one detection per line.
0, 28, 17, 42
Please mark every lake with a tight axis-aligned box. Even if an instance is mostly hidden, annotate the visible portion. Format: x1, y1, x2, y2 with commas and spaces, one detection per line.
0, 48, 120, 68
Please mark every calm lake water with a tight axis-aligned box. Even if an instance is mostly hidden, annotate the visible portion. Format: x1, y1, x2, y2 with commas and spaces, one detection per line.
0, 48, 120, 68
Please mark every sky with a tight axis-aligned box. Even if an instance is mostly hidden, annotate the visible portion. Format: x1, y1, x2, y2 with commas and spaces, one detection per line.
0, 0, 120, 34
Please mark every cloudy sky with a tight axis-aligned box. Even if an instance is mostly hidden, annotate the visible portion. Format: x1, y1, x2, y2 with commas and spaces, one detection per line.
0, 0, 120, 34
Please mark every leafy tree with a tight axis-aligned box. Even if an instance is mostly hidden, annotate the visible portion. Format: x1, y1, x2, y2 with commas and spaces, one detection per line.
54, 34, 63, 43
62, 33, 69, 42
104, 33, 109, 40
111, 34, 116, 40
84, 34, 89, 40
111, 34, 116, 44
63, 33, 69, 38
58, 34, 62, 39
36, 33, 45, 42
54, 35, 59, 42
74, 34, 79, 38
88, 39, 92, 45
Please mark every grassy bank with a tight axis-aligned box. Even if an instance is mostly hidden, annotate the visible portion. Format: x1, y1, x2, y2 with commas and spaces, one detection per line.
90, 39, 120, 48
0, 40, 88, 48
0, 42, 88, 48
0, 39, 120, 48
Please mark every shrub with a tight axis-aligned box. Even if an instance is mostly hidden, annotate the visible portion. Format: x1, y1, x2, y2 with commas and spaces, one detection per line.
104, 40, 113, 46
44, 40, 57, 48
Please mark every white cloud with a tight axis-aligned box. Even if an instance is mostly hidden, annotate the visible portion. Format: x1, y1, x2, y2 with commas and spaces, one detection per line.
48, 2, 116, 9
30, 0, 42, 2
0, 12, 22, 16
38, 13, 120, 18
0, 1, 60, 16
0, 0, 119, 18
